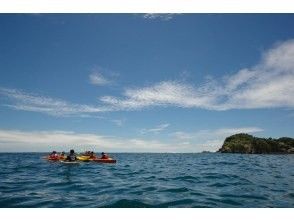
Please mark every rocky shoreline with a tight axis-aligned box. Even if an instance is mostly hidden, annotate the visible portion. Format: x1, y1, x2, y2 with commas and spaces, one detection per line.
218, 133, 294, 154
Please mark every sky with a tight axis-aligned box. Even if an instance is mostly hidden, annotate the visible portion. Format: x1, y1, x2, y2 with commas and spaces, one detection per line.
0, 13, 294, 152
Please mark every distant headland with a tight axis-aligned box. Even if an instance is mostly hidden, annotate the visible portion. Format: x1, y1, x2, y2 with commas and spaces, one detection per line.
218, 133, 294, 154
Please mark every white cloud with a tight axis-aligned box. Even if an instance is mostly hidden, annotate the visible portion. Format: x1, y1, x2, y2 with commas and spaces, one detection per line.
98, 39, 294, 111
0, 88, 109, 117
111, 118, 126, 127
0, 129, 183, 153
89, 72, 111, 86
140, 123, 170, 134
142, 13, 179, 21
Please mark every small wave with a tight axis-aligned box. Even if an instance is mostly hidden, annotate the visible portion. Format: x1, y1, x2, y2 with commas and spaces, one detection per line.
211, 161, 239, 166
102, 199, 153, 208
129, 190, 144, 195
203, 173, 229, 180
286, 192, 294, 198
156, 199, 195, 207
220, 193, 268, 201
207, 197, 242, 206
160, 187, 190, 193
239, 194, 268, 201
171, 175, 199, 182
194, 201, 218, 207
190, 191, 205, 197
142, 186, 157, 191
208, 182, 229, 187
144, 175, 156, 180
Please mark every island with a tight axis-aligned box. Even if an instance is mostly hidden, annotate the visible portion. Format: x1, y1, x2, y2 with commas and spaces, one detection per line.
218, 133, 294, 154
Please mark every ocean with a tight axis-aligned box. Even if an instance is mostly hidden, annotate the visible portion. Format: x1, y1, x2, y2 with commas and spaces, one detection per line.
0, 153, 293, 207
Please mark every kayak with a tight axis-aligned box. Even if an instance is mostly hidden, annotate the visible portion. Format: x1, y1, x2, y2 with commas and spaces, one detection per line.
93, 158, 116, 163
59, 156, 66, 161
47, 156, 60, 161
60, 160, 79, 164
77, 155, 91, 161
46, 155, 66, 161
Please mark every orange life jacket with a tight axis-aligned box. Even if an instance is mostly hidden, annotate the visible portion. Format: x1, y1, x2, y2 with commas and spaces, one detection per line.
101, 155, 109, 159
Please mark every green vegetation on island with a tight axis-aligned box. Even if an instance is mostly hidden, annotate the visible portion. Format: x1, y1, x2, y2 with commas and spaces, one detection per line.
218, 133, 294, 154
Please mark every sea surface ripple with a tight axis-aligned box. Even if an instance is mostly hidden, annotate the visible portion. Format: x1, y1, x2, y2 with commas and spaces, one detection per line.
0, 153, 293, 207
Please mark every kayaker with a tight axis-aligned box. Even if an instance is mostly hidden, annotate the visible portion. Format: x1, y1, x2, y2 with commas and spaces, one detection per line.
47, 151, 59, 160
83, 151, 91, 156
65, 149, 77, 161
89, 151, 96, 159
60, 151, 66, 159
101, 152, 109, 159
50, 151, 58, 157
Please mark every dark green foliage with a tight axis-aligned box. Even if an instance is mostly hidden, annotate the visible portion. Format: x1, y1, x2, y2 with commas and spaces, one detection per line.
218, 133, 294, 154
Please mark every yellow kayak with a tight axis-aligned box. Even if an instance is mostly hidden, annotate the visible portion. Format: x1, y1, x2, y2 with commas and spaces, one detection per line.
77, 155, 91, 161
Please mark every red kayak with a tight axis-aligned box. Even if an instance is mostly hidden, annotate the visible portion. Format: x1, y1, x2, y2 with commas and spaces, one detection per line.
93, 158, 116, 163
47, 156, 60, 161
46, 155, 65, 161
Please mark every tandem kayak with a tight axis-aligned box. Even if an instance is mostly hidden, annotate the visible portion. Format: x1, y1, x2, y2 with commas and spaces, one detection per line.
42, 155, 66, 161
46, 156, 60, 161
46, 156, 66, 161
93, 158, 116, 163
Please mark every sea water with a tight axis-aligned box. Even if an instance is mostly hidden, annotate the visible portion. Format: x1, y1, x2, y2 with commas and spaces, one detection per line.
0, 153, 293, 207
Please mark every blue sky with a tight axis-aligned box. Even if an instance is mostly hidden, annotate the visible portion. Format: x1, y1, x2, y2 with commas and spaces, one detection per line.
0, 14, 294, 152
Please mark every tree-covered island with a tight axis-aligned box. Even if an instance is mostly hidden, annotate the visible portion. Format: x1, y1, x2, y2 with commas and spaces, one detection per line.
218, 133, 294, 154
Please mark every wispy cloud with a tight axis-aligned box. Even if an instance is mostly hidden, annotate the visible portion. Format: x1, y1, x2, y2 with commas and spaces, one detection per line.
140, 123, 170, 134
89, 72, 111, 86
142, 13, 179, 21
99, 80, 215, 110
0, 88, 108, 117
89, 67, 119, 86
99, 39, 294, 111
111, 118, 126, 127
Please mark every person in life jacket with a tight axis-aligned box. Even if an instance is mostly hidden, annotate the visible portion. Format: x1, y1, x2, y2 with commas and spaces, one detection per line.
89, 151, 96, 159
66, 149, 77, 161
101, 152, 109, 159
49, 151, 58, 159
59, 151, 66, 160
50, 151, 57, 156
